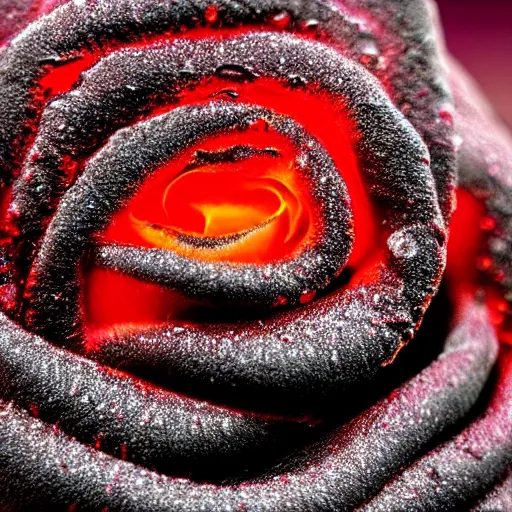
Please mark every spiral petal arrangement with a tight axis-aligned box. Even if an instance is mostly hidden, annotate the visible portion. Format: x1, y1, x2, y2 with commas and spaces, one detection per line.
0, 0, 510, 510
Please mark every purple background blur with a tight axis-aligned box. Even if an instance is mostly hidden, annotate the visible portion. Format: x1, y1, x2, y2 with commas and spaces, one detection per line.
436, 0, 512, 128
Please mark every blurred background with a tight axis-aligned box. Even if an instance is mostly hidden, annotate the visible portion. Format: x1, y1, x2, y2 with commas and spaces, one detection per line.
436, 0, 512, 128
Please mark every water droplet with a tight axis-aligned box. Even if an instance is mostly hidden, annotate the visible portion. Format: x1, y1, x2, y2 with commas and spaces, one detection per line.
359, 40, 380, 64
387, 230, 418, 260
204, 5, 219, 23
402, 328, 414, 342
270, 11, 291, 29
300, 291, 316, 304
480, 216, 496, 232
209, 89, 239, 100
453, 134, 464, 152
497, 300, 509, 313
491, 238, 508, 255
179, 66, 196, 78
476, 255, 493, 271
274, 296, 288, 307
249, 118, 269, 132
359, 54, 377, 67
7, 202, 20, 220
438, 108, 454, 126
38, 54, 64, 65
493, 270, 506, 283
301, 19, 319, 30
287, 74, 307, 88
215, 64, 258, 83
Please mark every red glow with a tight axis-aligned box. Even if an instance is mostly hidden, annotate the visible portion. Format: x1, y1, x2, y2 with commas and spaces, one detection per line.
446, 189, 512, 346
445, 189, 485, 296
40, 54, 98, 96
85, 269, 202, 333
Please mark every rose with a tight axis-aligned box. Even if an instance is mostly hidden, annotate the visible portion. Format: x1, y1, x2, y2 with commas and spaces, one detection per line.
0, 0, 510, 510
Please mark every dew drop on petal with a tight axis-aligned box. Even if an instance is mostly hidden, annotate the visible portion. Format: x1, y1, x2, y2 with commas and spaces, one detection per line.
204, 5, 218, 24
387, 230, 418, 260
270, 11, 291, 29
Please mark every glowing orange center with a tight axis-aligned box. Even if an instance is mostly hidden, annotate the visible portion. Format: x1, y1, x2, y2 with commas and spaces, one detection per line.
103, 128, 315, 264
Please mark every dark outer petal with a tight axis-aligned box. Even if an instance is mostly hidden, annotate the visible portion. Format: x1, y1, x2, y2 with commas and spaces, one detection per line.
0, 312, 308, 478
359, 348, 512, 511
89, 275, 430, 413
0, 300, 497, 511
